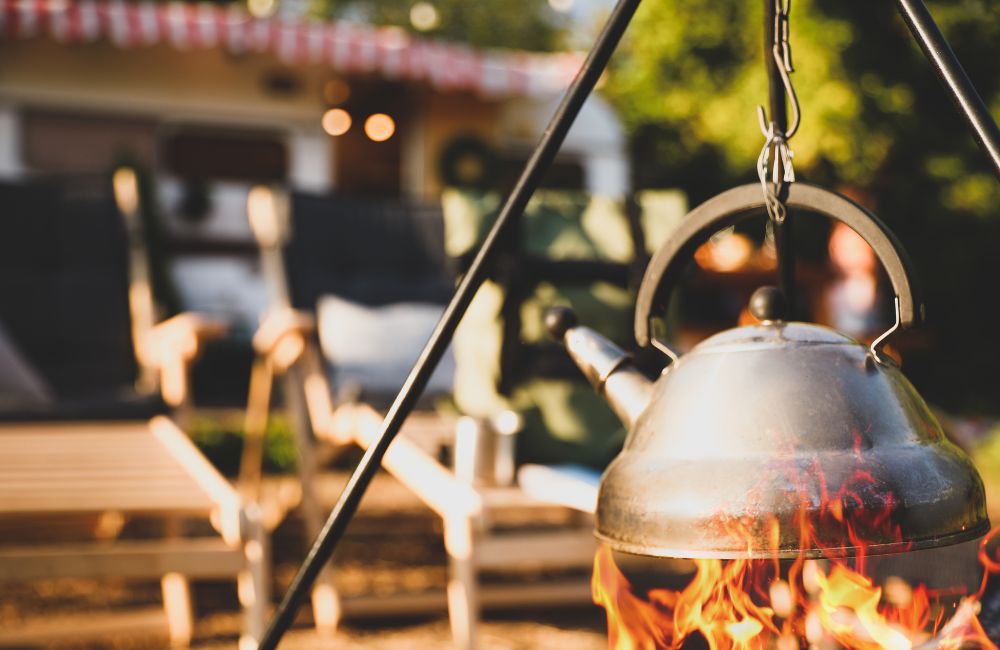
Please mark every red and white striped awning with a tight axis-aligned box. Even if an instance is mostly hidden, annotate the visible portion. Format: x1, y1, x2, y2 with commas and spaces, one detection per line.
0, 0, 583, 97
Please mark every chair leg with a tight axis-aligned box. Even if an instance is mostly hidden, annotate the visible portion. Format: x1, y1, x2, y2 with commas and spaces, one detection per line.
445, 515, 480, 650
284, 368, 342, 634
239, 357, 274, 503
239, 505, 270, 650
161, 572, 194, 647
448, 416, 490, 650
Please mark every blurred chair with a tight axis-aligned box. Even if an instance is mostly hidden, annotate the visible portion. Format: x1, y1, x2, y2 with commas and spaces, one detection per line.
241, 187, 471, 636
243, 185, 683, 648
0, 171, 268, 648
441, 187, 679, 645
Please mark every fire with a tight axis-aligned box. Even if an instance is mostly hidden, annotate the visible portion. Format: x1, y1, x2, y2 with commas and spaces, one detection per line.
592, 461, 1000, 649
594, 540, 1000, 649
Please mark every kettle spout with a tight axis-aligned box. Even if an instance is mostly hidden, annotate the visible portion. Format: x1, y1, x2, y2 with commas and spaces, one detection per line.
544, 307, 653, 430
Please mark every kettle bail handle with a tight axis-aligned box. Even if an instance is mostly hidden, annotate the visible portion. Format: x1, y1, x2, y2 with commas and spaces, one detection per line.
635, 183, 924, 348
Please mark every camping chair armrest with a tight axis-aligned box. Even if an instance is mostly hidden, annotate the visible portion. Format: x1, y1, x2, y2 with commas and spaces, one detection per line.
140, 313, 229, 367
139, 313, 229, 407
252, 308, 316, 370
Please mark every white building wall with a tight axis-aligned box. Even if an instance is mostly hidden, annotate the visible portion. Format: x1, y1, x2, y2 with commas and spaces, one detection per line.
288, 128, 333, 194
584, 153, 630, 198
0, 105, 23, 179
497, 93, 631, 197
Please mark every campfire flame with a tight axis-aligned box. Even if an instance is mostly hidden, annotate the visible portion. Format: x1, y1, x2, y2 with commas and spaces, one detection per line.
594, 537, 1000, 650
592, 453, 999, 649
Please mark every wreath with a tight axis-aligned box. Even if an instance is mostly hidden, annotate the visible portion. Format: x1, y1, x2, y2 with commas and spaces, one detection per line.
438, 135, 500, 190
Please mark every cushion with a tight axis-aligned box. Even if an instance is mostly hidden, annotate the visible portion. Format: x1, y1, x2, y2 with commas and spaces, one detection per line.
285, 193, 453, 309
443, 188, 688, 468
516, 463, 601, 514
0, 178, 137, 398
317, 294, 455, 401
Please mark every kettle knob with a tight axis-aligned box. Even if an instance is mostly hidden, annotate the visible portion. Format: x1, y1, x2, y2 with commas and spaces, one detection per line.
749, 286, 787, 323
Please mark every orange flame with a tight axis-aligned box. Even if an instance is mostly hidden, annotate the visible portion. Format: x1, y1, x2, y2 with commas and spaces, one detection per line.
593, 458, 1000, 649
594, 540, 1000, 650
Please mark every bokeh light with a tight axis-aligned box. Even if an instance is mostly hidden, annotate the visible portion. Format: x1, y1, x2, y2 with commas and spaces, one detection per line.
409, 2, 440, 32
547, 0, 574, 13
364, 113, 396, 142
694, 232, 754, 272
247, 0, 276, 19
322, 108, 352, 137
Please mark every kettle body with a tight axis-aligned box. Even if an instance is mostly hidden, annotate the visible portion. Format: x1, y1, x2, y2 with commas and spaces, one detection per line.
548, 184, 988, 559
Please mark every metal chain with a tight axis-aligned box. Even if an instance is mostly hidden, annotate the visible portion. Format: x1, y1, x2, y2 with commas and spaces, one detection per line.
756, 0, 799, 225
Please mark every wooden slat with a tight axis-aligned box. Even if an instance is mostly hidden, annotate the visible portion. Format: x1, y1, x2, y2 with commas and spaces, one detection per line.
476, 530, 597, 571
337, 404, 482, 520
0, 539, 244, 580
479, 579, 595, 609
150, 416, 241, 512
0, 420, 219, 516
316, 406, 454, 456
149, 416, 243, 544
0, 607, 168, 646
479, 485, 580, 510
397, 411, 455, 454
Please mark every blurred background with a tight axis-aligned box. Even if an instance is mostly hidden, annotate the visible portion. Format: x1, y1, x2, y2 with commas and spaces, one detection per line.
0, 0, 998, 647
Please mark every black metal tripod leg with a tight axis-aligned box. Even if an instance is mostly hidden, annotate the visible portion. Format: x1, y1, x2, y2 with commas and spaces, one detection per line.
894, 0, 1000, 180
254, 0, 643, 646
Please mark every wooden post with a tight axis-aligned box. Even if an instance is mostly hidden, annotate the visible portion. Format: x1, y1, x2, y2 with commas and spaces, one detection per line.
445, 516, 479, 650
447, 416, 487, 650
161, 518, 193, 647
239, 357, 274, 503
161, 571, 194, 647
285, 362, 342, 634
239, 505, 270, 650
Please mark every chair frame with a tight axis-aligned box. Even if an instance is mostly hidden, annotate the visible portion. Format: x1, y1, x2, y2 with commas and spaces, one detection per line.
0, 169, 269, 648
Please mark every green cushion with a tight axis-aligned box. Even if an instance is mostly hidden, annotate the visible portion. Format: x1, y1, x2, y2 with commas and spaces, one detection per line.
443, 188, 686, 468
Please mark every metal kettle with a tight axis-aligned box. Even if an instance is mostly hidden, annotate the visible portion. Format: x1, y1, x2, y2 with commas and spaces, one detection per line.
547, 183, 988, 560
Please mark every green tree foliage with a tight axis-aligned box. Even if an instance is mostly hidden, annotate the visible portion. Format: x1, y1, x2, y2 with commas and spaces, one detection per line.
605, 0, 1000, 413
315, 0, 565, 51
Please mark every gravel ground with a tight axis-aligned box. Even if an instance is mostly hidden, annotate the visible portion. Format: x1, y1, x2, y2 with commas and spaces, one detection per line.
195, 614, 607, 649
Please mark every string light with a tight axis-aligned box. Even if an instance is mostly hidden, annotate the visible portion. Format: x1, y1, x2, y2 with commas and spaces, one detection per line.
410, 2, 440, 31
247, 0, 276, 18
322, 108, 352, 137
364, 113, 396, 142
